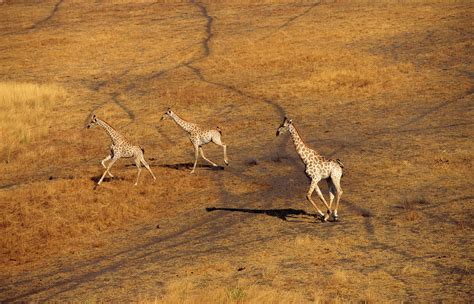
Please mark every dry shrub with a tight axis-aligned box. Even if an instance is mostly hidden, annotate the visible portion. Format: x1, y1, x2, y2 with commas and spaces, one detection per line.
0, 82, 67, 162
400, 198, 429, 222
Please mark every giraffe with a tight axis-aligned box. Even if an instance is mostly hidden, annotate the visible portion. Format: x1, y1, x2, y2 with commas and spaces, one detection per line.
276, 117, 344, 222
160, 108, 228, 173
87, 115, 156, 186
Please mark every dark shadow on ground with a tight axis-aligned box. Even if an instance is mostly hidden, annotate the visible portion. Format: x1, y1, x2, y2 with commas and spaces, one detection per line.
206, 207, 319, 222
158, 163, 224, 171
90, 176, 124, 183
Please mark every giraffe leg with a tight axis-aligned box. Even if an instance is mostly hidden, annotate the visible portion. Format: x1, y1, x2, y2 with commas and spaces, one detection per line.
223, 144, 228, 166
134, 158, 142, 186
331, 173, 343, 221
190, 145, 199, 174
199, 147, 218, 167
141, 157, 156, 182
101, 155, 114, 177
98, 157, 118, 185
212, 136, 228, 166
306, 180, 326, 220
327, 178, 336, 218
314, 185, 332, 221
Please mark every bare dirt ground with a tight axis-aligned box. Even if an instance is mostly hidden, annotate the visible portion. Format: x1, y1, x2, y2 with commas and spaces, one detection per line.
0, 1, 473, 302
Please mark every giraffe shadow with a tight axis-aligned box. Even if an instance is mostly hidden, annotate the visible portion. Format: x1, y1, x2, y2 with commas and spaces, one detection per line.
90, 176, 125, 183
158, 162, 224, 171
205, 207, 319, 222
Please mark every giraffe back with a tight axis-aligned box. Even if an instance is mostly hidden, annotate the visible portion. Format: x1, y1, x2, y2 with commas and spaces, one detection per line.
305, 153, 343, 181
111, 142, 142, 159
191, 127, 221, 146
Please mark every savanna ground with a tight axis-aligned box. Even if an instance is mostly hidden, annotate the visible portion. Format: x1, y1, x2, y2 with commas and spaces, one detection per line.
0, 0, 473, 302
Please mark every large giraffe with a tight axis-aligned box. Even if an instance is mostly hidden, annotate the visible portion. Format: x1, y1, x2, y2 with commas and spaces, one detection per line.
160, 109, 228, 173
276, 117, 344, 222
87, 115, 156, 186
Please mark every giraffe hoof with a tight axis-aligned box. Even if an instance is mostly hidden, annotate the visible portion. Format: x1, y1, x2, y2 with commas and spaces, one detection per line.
317, 214, 326, 222
332, 215, 339, 222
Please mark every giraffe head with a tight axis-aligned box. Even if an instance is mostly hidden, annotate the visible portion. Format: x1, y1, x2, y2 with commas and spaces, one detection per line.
160, 108, 173, 121
87, 115, 99, 129
276, 117, 292, 136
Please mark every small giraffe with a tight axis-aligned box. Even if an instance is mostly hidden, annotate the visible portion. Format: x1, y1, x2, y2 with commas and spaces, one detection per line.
87, 115, 156, 186
160, 108, 228, 173
276, 117, 344, 222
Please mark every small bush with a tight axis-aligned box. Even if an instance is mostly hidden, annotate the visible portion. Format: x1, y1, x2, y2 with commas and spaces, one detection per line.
227, 287, 245, 301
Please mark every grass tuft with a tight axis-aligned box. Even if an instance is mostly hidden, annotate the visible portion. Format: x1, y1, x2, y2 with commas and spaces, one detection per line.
227, 287, 245, 301
398, 197, 430, 221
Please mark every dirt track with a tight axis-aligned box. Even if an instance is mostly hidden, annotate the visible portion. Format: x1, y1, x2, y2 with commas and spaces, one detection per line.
1, 1, 473, 302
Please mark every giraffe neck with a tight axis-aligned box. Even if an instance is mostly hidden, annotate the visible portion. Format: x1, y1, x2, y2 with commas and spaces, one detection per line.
169, 112, 196, 133
95, 118, 126, 145
288, 124, 314, 162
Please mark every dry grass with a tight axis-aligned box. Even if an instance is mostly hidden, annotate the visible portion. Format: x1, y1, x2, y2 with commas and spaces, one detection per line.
143, 283, 331, 304
0, 1, 472, 302
0, 170, 218, 268
0, 82, 67, 162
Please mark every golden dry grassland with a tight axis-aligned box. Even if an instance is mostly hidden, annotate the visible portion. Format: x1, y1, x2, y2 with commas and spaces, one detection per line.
0, 82, 67, 161
0, 0, 473, 302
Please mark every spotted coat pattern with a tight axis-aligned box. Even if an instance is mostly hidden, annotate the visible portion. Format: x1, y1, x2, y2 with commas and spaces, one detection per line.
161, 109, 228, 173
276, 117, 343, 221
87, 115, 156, 186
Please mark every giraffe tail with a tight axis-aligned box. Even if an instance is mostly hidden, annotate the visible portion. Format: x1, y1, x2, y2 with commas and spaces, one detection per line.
334, 159, 344, 178
216, 126, 222, 134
